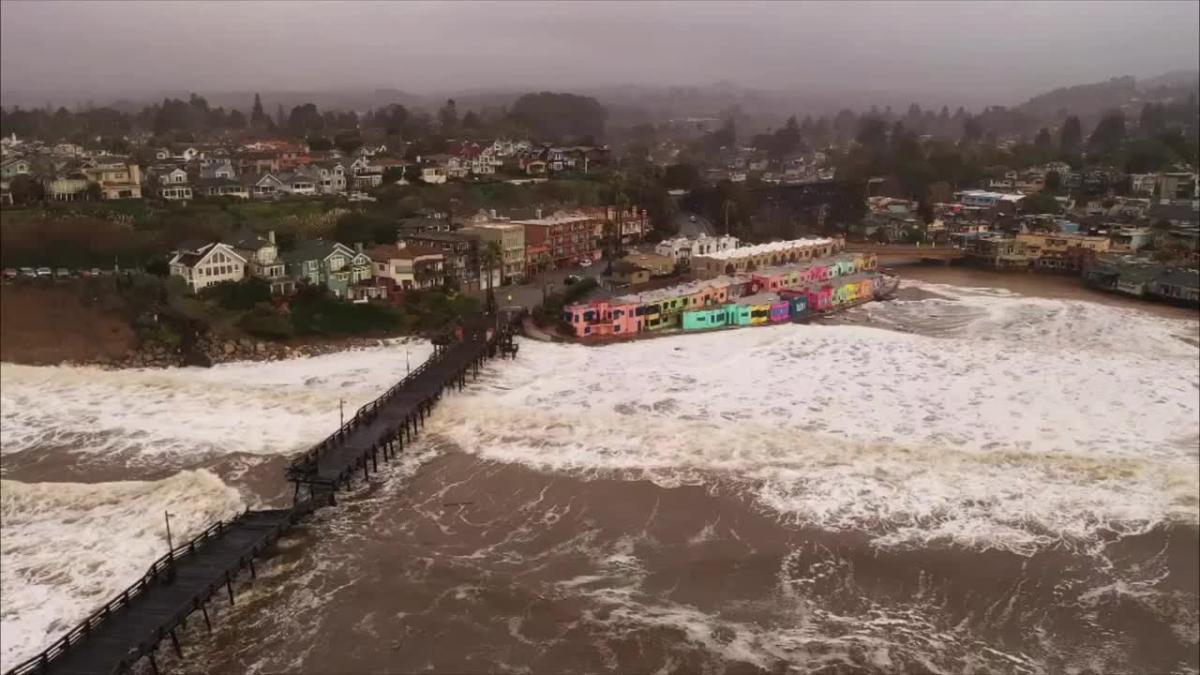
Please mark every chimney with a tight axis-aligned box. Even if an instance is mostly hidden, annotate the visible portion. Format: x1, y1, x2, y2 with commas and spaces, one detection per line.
267, 230, 276, 244
535, 207, 543, 220
355, 242, 363, 254
489, 208, 496, 219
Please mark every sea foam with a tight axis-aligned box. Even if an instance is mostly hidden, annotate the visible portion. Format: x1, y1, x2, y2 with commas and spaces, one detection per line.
0, 470, 244, 670
0, 339, 433, 463
428, 283, 1200, 555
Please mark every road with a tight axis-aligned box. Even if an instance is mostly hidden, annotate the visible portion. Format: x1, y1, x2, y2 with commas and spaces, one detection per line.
467, 262, 605, 310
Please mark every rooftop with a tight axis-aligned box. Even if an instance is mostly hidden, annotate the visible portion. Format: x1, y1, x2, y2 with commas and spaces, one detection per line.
611, 274, 746, 305
509, 210, 599, 226
697, 237, 836, 261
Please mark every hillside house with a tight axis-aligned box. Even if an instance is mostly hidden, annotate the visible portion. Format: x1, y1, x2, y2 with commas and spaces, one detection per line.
169, 242, 247, 292
282, 240, 373, 298
81, 160, 142, 199
365, 242, 447, 291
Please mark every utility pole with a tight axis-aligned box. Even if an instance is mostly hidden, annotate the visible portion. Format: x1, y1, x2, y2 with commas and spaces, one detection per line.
406, 348, 410, 375
339, 398, 345, 427
164, 511, 174, 551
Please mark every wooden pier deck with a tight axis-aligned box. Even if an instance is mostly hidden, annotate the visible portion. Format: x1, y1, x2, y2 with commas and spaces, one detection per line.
7, 315, 519, 675
8, 510, 299, 675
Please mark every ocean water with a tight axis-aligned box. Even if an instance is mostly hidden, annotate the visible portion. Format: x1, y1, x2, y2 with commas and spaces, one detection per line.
1, 283, 1197, 673
430, 284, 1199, 556
0, 339, 432, 669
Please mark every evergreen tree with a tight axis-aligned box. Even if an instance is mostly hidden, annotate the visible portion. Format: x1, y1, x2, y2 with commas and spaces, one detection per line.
1060, 115, 1083, 153
251, 93, 265, 127
1034, 127, 1053, 149
1087, 110, 1126, 153
438, 98, 459, 134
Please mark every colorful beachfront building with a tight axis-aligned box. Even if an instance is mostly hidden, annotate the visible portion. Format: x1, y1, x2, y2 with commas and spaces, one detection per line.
563, 251, 882, 338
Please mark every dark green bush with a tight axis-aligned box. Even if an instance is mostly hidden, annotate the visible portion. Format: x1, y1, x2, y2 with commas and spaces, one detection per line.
238, 304, 295, 340
201, 278, 271, 311
290, 295, 406, 336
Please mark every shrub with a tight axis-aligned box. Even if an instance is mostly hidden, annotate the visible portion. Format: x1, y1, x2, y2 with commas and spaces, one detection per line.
405, 290, 480, 333
290, 295, 405, 336
536, 276, 597, 327
201, 278, 271, 311
238, 304, 294, 340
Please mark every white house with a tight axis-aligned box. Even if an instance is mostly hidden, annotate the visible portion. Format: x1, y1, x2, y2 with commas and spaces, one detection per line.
158, 167, 189, 185
655, 233, 740, 263
246, 173, 287, 199
1130, 174, 1158, 196
228, 229, 293, 294
0, 157, 32, 179
313, 161, 347, 194
421, 166, 447, 184
278, 171, 316, 196
169, 242, 247, 292
956, 190, 1025, 209
159, 184, 193, 200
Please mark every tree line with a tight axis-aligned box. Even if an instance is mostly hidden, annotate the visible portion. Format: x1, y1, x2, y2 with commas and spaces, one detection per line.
0, 90, 610, 151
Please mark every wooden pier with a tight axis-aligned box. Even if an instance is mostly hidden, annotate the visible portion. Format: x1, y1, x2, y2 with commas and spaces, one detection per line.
6, 315, 520, 675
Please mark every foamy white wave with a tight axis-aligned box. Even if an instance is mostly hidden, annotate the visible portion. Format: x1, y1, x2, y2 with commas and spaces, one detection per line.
567, 537, 1044, 674
429, 286, 1200, 554
0, 339, 432, 462
0, 471, 245, 670
867, 281, 1200, 355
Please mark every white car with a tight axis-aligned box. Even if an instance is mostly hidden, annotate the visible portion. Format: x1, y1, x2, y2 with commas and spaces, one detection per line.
578, 259, 593, 268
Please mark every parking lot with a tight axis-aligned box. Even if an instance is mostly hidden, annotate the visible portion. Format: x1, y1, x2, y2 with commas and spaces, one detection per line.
2, 266, 124, 282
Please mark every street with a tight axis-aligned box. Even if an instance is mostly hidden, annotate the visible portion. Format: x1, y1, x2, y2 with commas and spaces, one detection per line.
467, 262, 605, 310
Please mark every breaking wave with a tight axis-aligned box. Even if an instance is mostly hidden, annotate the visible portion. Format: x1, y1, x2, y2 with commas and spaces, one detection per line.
430, 283, 1200, 555
0, 339, 433, 463
0, 471, 245, 669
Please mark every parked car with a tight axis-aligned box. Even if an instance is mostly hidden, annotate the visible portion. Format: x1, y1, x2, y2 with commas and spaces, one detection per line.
35, 267, 52, 278
19, 267, 36, 277
54, 268, 70, 278
564, 274, 582, 285
90, 268, 102, 277
578, 259, 593, 268
2, 268, 18, 279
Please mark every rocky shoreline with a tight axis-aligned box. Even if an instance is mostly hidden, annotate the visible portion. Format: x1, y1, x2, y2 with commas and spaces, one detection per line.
74, 334, 410, 370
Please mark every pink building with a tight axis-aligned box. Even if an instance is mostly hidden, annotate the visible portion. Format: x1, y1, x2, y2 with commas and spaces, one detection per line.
807, 285, 833, 311
769, 301, 791, 322
563, 299, 640, 337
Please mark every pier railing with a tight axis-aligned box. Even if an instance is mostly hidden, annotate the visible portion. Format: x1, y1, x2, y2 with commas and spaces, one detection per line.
6, 312, 520, 675
286, 314, 515, 479
285, 343, 450, 478
5, 511, 281, 675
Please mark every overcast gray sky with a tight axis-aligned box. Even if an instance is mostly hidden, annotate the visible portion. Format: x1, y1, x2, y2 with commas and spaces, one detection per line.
2, 0, 1197, 101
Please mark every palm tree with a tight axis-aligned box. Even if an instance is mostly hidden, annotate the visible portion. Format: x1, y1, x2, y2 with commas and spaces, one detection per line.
722, 199, 738, 236
479, 240, 502, 313
607, 171, 630, 258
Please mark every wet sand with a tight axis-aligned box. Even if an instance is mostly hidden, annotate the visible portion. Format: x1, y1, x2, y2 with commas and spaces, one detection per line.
899, 265, 1199, 321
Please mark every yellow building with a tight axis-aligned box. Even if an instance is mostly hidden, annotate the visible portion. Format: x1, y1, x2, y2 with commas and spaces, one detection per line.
82, 160, 142, 199
1015, 232, 1110, 271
